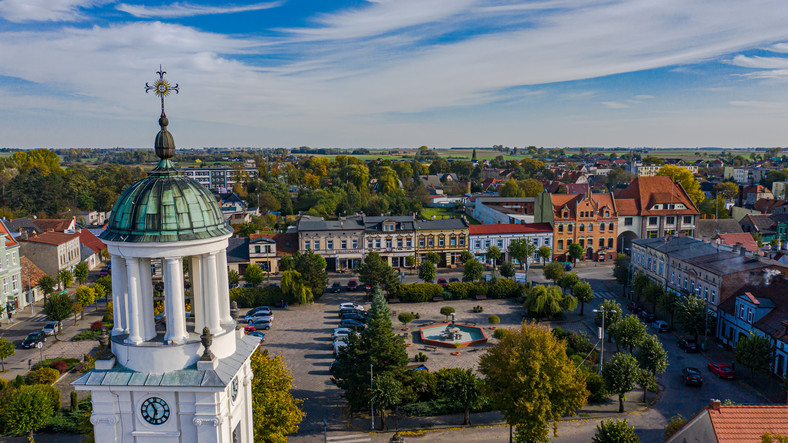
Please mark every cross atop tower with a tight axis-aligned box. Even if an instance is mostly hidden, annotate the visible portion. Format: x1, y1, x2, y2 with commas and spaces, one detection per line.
145, 65, 179, 117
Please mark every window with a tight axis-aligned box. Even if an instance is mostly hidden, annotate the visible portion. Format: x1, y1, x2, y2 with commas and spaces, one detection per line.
599, 238, 604, 247
683, 216, 693, 225
579, 224, 585, 232
419, 238, 425, 247
568, 224, 574, 233
450, 237, 457, 246
739, 305, 745, 319
579, 239, 585, 247
485, 240, 491, 248
11, 252, 16, 266
353, 240, 359, 249
386, 240, 392, 249
265, 245, 271, 253
648, 216, 658, 226
711, 290, 716, 304
397, 239, 403, 248
557, 239, 564, 250
305, 240, 311, 250
368, 240, 374, 249
558, 225, 564, 233
459, 237, 465, 246
428, 237, 434, 247
11, 275, 17, 291
375, 240, 381, 248
609, 223, 614, 232
599, 224, 605, 232
625, 217, 633, 226
497, 239, 503, 248
475, 240, 482, 249
314, 241, 321, 251
670, 271, 674, 284
605, 211, 610, 217
658, 262, 663, 275
327, 240, 334, 250
666, 216, 675, 225
255, 246, 261, 253
2, 278, 7, 294
747, 308, 753, 323
438, 237, 445, 247
341, 240, 347, 249
406, 238, 412, 247
648, 231, 658, 238
704, 287, 708, 299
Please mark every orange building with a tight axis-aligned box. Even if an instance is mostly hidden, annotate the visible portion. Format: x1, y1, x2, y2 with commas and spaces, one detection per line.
534, 191, 618, 262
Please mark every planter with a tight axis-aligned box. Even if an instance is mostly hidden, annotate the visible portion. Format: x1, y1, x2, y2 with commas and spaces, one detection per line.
405, 343, 413, 347
489, 326, 497, 330
451, 351, 461, 356
402, 328, 410, 331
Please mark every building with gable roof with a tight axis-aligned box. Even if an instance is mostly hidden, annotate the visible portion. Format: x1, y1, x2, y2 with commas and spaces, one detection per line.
666, 400, 788, 443
0, 220, 22, 316
414, 218, 469, 267
19, 232, 80, 276
79, 228, 107, 270
19, 256, 46, 310
469, 223, 553, 265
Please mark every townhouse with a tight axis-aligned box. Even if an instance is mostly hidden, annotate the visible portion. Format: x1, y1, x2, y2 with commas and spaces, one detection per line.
469, 223, 553, 265
19, 232, 80, 277
414, 219, 469, 267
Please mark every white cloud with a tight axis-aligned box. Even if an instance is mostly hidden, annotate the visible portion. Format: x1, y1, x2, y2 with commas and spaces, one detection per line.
634, 94, 654, 100
116, 1, 281, 19
727, 54, 788, 69
0, 0, 108, 22
602, 101, 630, 109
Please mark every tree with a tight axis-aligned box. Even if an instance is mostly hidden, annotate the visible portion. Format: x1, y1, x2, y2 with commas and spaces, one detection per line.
281, 270, 313, 305
43, 292, 73, 335
244, 264, 265, 287
762, 433, 788, 443
75, 285, 96, 310
613, 254, 629, 285
658, 290, 679, 328
91, 282, 106, 311
3, 385, 54, 442
471, 149, 477, 161
293, 250, 329, 297
71, 302, 83, 324
486, 245, 502, 270
397, 312, 414, 327
74, 262, 88, 285
463, 258, 483, 282
568, 242, 584, 265
592, 418, 640, 443
440, 306, 456, 321
228, 269, 240, 287
509, 238, 537, 281
523, 284, 577, 321
358, 252, 399, 294
250, 349, 305, 441
57, 269, 73, 290
643, 281, 663, 312
499, 180, 525, 197
479, 322, 588, 442
425, 252, 441, 265
500, 261, 515, 278
657, 165, 704, 206
371, 372, 402, 430
572, 281, 594, 316
0, 337, 15, 371
557, 272, 580, 294
543, 261, 564, 283
537, 245, 552, 265
715, 181, 738, 200
675, 295, 707, 343
279, 256, 294, 272
595, 299, 623, 343
37, 275, 57, 300
459, 250, 474, 264
418, 260, 436, 283
636, 334, 668, 376
602, 352, 640, 412
609, 315, 647, 354
520, 178, 544, 197
664, 415, 687, 440
438, 368, 480, 425
735, 332, 773, 381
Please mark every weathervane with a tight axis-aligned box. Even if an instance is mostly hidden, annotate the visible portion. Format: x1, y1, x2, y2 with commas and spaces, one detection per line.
145, 65, 179, 117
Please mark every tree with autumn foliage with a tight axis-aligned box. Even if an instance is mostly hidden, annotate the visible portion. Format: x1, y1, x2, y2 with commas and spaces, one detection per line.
250, 349, 305, 442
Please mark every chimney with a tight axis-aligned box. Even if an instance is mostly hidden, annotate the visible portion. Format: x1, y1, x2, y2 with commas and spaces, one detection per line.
710, 399, 721, 411
740, 246, 747, 256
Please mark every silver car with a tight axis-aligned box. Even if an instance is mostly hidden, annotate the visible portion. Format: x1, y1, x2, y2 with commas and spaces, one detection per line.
42, 321, 60, 336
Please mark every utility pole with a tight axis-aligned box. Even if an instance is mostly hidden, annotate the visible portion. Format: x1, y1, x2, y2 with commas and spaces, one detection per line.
593, 306, 616, 374
370, 364, 374, 430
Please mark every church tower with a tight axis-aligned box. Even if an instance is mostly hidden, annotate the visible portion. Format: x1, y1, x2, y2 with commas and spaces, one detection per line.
73, 68, 257, 442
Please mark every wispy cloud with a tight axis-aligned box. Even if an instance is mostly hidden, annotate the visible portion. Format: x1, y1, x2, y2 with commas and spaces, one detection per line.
116, 1, 282, 19
0, 0, 108, 23
602, 101, 630, 109
634, 94, 654, 100
727, 54, 788, 69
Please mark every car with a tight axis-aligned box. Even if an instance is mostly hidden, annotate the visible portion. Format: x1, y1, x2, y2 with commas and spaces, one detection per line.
339, 308, 367, 319
340, 312, 367, 323
449, 277, 460, 283
249, 319, 272, 330
681, 367, 703, 386
339, 302, 363, 311
339, 319, 365, 331
246, 313, 274, 324
333, 336, 348, 347
248, 331, 266, 341
42, 321, 60, 336
329, 360, 340, 377
245, 306, 271, 318
21, 332, 46, 349
243, 325, 255, 334
333, 340, 348, 356
678, 338, 699, 353
347, 280, 359, 291
640, 313, 656, 323
564, 263, 572, 271
707, 362, 736, 379
330, 282, 342, 293
437, 278, 448, 287
331, 328, 352, 339
652, 320, 669, 333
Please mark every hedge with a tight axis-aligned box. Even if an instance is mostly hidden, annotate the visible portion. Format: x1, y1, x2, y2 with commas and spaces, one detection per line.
444, 280, 522, 300
27, 368, 60, 385
392, 283, 443, 303
230, 286, 287, 308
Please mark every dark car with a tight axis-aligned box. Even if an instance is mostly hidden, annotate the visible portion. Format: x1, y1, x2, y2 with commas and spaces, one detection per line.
564, 263, 572, 271
627, 302, 641, 312
640, 313, 655, 323
339, 308, 367, 318
339, 319, 365, 331
681, 367, 703, 386
22, 331, 46, 349
347, 280, 359, 291
437, 278, 448, 287
678, 339, 699, 353
330, 282, 342, 293
340, 312, 367, 323
449, 277, 460, 283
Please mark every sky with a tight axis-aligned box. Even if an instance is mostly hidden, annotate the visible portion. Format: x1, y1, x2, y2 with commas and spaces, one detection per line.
2, 0, 788, 149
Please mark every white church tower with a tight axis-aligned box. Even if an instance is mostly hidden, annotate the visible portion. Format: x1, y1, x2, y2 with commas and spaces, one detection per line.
73, 68, 257, 442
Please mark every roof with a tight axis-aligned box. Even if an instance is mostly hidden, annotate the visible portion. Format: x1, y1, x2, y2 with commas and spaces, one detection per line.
565, 183, 591, 195
5, 218, 40, 235
615, 199, 639, 216
613, 176, 699, 216
265, 232, 297, 256
297, 216, 365, 232
0, 220, 18, 247
226, 237, 250, 263
753, 198, 786, 213
714, 233, 759, 252
414, 218, 468, 231
708, 405, 788, 442
684, 251, 783, 276
78, 229, 105, 254
695, 219, 744, 240
743, 214, 778, 234
363, 215, 416, 231
31, 218, 73, 232
21, 232, 79, 246
549, 193, 617, 219
20, 257, 46, 290
742, 185, 771, 194
469, 223, 553, 235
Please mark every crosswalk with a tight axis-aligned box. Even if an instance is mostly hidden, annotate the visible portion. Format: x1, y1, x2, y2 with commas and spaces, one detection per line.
594, 290, 617, 301
27, 314, 49, 323
326, 434, 372, 443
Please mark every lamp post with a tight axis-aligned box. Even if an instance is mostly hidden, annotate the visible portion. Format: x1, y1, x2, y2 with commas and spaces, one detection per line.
593, 306, 616, 374
370, 363, 374, 430
322, 419, 327, 443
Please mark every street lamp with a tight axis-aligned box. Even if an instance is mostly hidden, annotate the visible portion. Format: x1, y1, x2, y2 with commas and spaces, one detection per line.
592, 306, 616, 374
322, 419, 328, 443
370, 363, 374, 430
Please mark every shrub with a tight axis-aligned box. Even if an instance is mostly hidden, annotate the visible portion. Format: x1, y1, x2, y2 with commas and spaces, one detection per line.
0, 378, 8, 391
90, 321, 103, 331
585, 371, 607, 404
487, 278, 521, 299
414, 352, 429, 362
446, 282, 470, 299
440, 306, 456, 320
50, 360, 68, 374
229, 286, 287, 308
487, 315, 500, 325
466, 281, 489, 299
566, 331, 595, 354
12, 375, 25, 388
397, 312, 415, 326
24, 384, 61, 411
472, 305, 483, 313
569, 354, 584, 367
395, 283, 444, 303
493, 328, 507, 340
551, 327, 566, 339
28, 368, 60, 385
102, 313, 113, 323
70, 391, 79, 411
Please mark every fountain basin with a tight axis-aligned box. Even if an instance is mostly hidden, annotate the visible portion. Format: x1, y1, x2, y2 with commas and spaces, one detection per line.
419, 322, 488, 348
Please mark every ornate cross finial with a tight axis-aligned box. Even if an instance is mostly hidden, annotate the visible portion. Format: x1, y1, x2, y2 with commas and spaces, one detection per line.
145, 65, 179, 117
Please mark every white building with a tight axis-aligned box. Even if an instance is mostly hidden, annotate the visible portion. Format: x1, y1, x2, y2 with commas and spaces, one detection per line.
468, 223, 553, 265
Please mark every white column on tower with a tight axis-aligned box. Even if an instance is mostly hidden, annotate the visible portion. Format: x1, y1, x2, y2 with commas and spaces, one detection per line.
216, 250, 233, 325
204, 252, 222, 334
139, 258, 156, 340
125, 257, 143, 344
164, 257, 188, 344
190, 255, 205, 332
110, 255, 127, 336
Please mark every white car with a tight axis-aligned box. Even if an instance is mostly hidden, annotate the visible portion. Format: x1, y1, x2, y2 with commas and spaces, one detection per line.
42, 321, 60, 336
333, 340, 348, 356
331, 328, 352, 340
332, 336, 348, 349
247, 312, 274, 323
339, 302, 364, 311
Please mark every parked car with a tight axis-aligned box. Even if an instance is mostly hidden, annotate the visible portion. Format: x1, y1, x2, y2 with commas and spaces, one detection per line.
250, 319, 272, 330
42, 321, 60, 336
21, 332, 46, 349
340, 312, 367, 323
640, 313, 656, 323
333, 340, 348, 356
707, 362, 736, 379
330, 282, 342, 293
329, 360, 339, 377
347, 280, 359, 291
339, 319, 365, 331
339, 308, 367, 319
331, 328, 352, 340
245, 306, 271, 318
652, 320, 669, 333
681, 367, 703, 386
339, 302, 364, 311
449, 277, 460, 283
246, 313, 274, 324
248, 331, 266, 341
437, 278, 448, 288
678, 339, 699, 353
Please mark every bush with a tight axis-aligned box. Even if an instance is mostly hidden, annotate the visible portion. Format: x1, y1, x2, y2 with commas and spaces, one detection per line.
27, 368, 60, 385
566, 331, 595, 354
440, 306, 456, 319
551, 327, 566, 339
397, 312, 414, 325
394, 283, 444, 303
400, 397, 494, 417
25, 384, 61, 411
102, 313, 113, 323
487, 278, 521, 299
12, 375, 25, 388
488, 315, 500, 324
90, 321, 103, 331
493, 328, 507, 340
585, 371, 607, 403
50, 361, 68, 374
229, 286, 287, 308
472, 305, 483, 313
32, 358, 80, 373
446, 282, 470, 299
414, 352, 429, 362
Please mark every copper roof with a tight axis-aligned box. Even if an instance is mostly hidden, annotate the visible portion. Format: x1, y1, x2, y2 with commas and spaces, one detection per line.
708, 405, 788, 442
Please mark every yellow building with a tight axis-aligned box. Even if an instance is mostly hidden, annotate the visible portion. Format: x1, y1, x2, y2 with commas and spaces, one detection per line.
414, 219, 469, 267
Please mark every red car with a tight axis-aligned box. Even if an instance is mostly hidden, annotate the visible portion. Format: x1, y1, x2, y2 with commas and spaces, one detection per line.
437, 278, 448, 287
347, 280, 358, 291
707, 362, 736, 379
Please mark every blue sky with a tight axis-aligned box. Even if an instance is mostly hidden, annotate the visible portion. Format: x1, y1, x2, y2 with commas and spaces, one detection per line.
2, 0, 788, 149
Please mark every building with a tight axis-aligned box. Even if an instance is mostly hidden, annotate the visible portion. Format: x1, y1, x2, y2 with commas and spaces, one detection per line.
534, 191, 618, 262
79, 228, 107, 270
74, 99, 254, 442
742, 184, 774, 206
724, 166, 754, 185
713, 232, 760, 253
614, 176, 700, 251
297, 216, 365, 271
469, 223, 553, 265
362, 216, 416, 268
694, 218, 744, 242
666, 400, 788, 443
181, 166, 258, 192
740, 213, 788, 244
717, 276, 788, 378
20, 256, 46, 311
225, 237, 249, 275
471, 197, 535, 225
772, 180, 788, 200
20, 232, 80, 276
414, 218, 469, 267
0, 221, 22, 317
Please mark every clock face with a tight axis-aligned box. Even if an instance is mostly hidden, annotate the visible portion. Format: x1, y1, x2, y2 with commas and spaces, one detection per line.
140, 397, 170, 425
231, 377, 239, 402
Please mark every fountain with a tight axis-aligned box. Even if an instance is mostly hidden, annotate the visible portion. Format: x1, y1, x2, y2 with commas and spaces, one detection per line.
419, 313, 488, 348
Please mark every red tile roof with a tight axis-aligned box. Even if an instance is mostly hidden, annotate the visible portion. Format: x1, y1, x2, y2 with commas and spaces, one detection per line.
22, 232, 79, 246
253, 233, 298, 256
0, 220, 18, 247
743, 292, 760, 305
469, 223, 553, 235
715, 233, 760, 252
78, 229, 106, 254
707, 405, 788, 442
550, 193, 617, 219
20, 257, 47, 290
31, 218, 74, 232
613, 176, 698, 215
